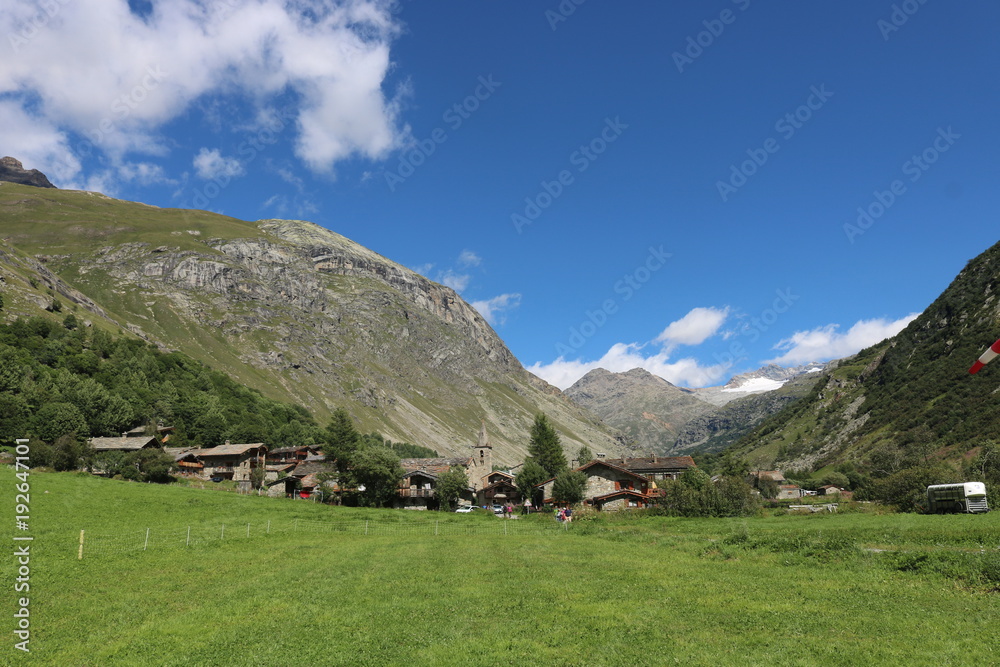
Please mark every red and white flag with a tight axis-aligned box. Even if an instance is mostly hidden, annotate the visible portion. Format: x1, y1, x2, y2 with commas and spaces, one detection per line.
969, 338, 1000, 374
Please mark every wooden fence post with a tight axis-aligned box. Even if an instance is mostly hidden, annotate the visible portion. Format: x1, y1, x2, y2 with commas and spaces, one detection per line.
143, 528, 150, 551
78, 530, 85, 560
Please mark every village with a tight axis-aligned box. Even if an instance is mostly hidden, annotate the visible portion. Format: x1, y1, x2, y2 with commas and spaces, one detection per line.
86, 423, 850, 512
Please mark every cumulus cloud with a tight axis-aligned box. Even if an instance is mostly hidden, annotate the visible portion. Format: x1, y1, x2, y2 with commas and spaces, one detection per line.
0, 0, 405, 185
767, 313, 920, 365
655, 306, 730, 347
439, 270, 471, 293
527, 342, 730, 391
193, 148, 245, 180
458, 250, 482, 267
471, 293, 522, 326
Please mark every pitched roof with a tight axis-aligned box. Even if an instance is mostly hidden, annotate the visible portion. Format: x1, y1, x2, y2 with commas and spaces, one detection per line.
290, 461, 336, 478
602, 456, 696, 472
89, 436, 160, 451
589, 489, 651, 503
194, 442, 267, 458
400, 457, 471, 477
577, 460, 650, 481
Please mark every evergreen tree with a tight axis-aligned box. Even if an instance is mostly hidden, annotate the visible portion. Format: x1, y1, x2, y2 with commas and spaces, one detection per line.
527, 413, 567, 478
576, 445, 593, 465
324, 408, 361, 473
515, 459, 548, 509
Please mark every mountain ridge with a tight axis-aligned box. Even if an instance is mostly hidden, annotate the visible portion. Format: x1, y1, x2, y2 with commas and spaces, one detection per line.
0, 179, 619, 464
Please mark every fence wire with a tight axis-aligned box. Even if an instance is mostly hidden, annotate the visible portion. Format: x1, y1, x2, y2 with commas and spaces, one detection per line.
78, 517, 565, 559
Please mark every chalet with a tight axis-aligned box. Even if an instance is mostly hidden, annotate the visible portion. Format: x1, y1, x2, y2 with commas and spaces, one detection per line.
479, 470, 520, 507
269, 446, 323, 465
164, 447, 203, 475
124, 424, 175, 443
776, 484, 803, 500
396, 421, 495, 506
537, 460, 654, 511
749, 470, 786, 484
188, 441, 267, 481
602, 456, 696, 482
88, 435, 161, 453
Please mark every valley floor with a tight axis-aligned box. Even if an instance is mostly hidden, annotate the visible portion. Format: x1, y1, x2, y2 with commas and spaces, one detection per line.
5, 470, 1000, 665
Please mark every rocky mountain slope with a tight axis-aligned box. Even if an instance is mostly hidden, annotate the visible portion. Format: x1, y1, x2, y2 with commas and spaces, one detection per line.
565, 364, 826, 456
729, 240, 1000, 472
671, 372, 826, 455
564, 368, 717, 454
0, 179, 620, 464
0, 157, 55, 188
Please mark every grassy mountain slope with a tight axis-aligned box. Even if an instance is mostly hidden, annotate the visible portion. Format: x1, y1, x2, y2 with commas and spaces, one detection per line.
0, 182, 619, 463
728, 240, 1000, 472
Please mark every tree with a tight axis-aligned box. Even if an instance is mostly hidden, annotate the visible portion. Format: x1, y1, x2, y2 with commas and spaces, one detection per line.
576, 445, 593, 465
324, 408, 361, 473
528, 413, 567, 478
128, 448, 175, 483
436, 466, 469, 510
552, 470, 587, 505
516, 459, 548, 509
350, 447, 403, 507
30, 402, 88, 442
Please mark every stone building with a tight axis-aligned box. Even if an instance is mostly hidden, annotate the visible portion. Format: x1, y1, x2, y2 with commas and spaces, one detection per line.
187, 441, 267, 481
537, 460, 654, 511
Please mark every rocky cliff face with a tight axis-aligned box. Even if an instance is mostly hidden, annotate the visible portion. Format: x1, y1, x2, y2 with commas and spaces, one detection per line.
0, 182, 618, 464
0, 157, 55, 188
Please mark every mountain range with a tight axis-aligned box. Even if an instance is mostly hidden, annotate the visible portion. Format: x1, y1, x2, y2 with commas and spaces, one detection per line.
0, 173, 620, 465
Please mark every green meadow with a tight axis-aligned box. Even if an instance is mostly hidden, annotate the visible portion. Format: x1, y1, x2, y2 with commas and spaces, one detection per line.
4, 469, 1000, 666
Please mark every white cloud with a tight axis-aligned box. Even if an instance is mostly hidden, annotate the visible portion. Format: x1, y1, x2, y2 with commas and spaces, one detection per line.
655, 306, 730, 347
0, 100, 80, 185
193, 148, 246, 180
119, 161, 176, 186
458, 250, 482, 267
439, 270, 471, 293
767, 313, 920, 366
0, 0, 405, 184
471, 293, 522, 326
527, 342, 730, 391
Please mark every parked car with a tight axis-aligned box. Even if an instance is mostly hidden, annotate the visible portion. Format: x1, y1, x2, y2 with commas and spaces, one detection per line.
454, 506, 476, 513
491, 505, 504, 515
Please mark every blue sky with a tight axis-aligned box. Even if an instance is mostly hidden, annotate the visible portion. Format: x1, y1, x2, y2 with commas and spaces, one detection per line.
2, 0, 998, 389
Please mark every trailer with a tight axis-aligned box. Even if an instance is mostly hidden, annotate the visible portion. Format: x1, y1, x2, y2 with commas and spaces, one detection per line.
926, 482, 989, 514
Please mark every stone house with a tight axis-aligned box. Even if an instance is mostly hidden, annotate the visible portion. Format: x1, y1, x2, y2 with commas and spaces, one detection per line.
602, 456, 697, 483
478, 471, 520, 507
776, 484, 803, 500
269, 446, 323, 465
164, 447, 203, 475
188, 441, 267, 481
537, 460, 653, 511
89, 434, 161, 454
395, 422, 494, 509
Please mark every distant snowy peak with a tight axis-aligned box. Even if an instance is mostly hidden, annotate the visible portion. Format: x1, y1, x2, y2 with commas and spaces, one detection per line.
721, 362, 826, 394
720, 377, 787, 394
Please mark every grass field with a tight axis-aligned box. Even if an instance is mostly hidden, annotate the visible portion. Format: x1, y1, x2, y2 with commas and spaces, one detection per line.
4, 469, 1000, 666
